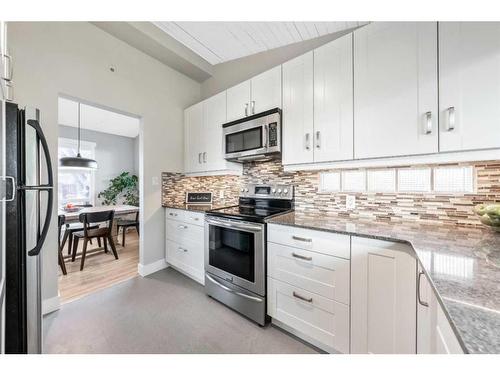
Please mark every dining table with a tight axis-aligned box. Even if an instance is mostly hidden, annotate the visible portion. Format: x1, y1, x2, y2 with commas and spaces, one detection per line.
58, 204, 139, 246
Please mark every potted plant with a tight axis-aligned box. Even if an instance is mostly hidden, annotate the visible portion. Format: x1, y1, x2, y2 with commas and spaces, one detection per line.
98, 172, 139, 206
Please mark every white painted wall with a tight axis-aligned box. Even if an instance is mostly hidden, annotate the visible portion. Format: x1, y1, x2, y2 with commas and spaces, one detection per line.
8, 22, 201, 309
58, 125, 138, 205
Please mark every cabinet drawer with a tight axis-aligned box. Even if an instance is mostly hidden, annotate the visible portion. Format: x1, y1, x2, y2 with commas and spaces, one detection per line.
166, 219, 204, 244
268, 224, 350, 259
268, 242, 350, 304
165, 208, 184, 221
165, 208, 205, 226
268, 277, 350, 353
166, 239, 204, 284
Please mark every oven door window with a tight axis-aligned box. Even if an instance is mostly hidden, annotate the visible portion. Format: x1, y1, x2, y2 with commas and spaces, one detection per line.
225, 127, 262, 154
208, 226, 255, 282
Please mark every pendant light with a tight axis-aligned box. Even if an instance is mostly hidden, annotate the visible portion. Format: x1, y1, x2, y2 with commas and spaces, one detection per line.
59, 102, 98, 169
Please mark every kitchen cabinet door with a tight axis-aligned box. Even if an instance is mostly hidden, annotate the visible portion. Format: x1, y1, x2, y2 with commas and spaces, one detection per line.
416, 263, 464, 354
282, 51, 314, 165
250, 65, 282, 115
226, 80, 251, 122
203, 91, 227, 171
439, 22, 500, 152
354, 22, 438, 159
314, 33, 353, 162
351, 237, 417, 354
184, 102, 204, 173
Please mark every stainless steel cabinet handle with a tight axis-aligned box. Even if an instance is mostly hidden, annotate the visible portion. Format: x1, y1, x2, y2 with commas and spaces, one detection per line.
315, 131, 321, 149
0, 176, 16, 202
169, 212, 178, 217
177, 246, 188, 252
206, 274, 264, 302
424, 111, 432, 134
417, 271, 429, 307
292, 252, 312, 261
251, 100, 255, 114
292, 235, 312, 243
190, 217, 199, 221
447, 106, 455, 131
203, 152, 207, 163
177, 224, 188, 229
245, 103, 249, 116
305, 133, 311, 150
293, 291, 313, 303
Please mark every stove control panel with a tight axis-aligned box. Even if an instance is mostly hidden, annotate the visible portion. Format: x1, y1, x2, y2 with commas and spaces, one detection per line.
240, 184, 294, 200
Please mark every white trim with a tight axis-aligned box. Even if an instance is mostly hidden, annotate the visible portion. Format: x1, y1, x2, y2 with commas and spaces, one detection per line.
283, 148, 500, 172
137, 259, 168, 277
184, 169, 242, 177
42, 295, 60, 315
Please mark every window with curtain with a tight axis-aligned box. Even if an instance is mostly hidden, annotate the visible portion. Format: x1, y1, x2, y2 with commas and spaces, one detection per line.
58, 137, 96, 207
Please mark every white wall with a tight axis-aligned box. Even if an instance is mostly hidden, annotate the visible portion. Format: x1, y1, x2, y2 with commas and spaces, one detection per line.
58, 125, 138, 205
8, 22, 201, 309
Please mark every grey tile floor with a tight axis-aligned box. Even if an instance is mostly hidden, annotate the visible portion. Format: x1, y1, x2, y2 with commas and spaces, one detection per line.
43, 267, 319, 354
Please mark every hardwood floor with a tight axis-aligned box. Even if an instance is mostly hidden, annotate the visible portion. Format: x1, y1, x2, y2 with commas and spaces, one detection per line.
58, 230, 139, 304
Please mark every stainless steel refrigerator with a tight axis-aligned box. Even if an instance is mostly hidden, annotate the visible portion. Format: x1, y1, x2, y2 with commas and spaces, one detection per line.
3, 102, 53, 354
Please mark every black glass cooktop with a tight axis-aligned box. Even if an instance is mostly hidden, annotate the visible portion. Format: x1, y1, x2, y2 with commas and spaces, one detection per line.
207, 204, 291, 223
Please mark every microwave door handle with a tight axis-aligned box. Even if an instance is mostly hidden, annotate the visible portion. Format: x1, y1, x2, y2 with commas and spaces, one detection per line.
263, 124, 268, 148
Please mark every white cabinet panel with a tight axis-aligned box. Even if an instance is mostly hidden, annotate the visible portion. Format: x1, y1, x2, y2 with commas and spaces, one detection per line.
203, 91, 227, 171
354, 22, 438, 159
314, 33, 353, 162
226, 80, 251, 122
351, 237, 417, 354
268, 277, 350, 353
282, 52, 314, 165
184, 102, 203, 173
439, 22, 500, 152
268, 242, 350, 304
250, 65, 282, 114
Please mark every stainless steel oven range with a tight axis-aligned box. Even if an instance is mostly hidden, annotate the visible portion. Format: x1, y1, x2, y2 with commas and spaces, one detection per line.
204, 184, 293, 326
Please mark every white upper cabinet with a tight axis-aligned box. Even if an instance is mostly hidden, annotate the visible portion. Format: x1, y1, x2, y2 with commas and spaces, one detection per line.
250, 65, 282, 114
439, 22, 500, 152
354, 22, 438, 159
351, 237, 417, 354
184, 102, 204, 173
314, 33, 354, 162
226, 66, 282, 122
203, 91, 227, 171
282, 51, 314, 165
226, 80, 251, 122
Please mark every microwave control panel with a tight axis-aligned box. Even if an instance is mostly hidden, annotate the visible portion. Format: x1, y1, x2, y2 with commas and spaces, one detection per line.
268, 122, 278, 147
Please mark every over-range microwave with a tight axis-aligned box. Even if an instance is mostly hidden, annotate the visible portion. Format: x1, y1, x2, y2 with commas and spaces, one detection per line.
223, 108, 281, 162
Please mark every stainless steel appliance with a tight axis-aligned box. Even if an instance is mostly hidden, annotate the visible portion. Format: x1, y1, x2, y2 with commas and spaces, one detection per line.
205, 184, 293, 326
3, 102, 53, 354
223, 108, 281, 162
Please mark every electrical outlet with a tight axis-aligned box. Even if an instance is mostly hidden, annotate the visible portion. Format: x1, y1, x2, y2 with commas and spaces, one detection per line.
219, 190, 224, 199
346, 195, 356, 210
151, 176, 159, 186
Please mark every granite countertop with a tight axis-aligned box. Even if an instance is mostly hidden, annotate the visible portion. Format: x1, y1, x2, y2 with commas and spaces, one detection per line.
163, 204, 232, 212
267, 211, 500, 354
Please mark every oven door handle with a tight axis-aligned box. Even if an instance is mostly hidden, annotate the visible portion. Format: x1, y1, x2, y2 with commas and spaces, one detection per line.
206, 274, 264, 302
205, 218, 263, 232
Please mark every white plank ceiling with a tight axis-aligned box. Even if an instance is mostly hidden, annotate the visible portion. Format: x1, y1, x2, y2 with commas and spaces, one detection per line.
154, 22, 366, 65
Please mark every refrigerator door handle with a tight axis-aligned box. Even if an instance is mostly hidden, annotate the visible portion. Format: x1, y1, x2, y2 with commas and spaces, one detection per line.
25, 119, 54, 257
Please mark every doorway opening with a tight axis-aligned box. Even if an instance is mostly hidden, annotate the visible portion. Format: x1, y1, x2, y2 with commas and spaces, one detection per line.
56, 95, 141, 304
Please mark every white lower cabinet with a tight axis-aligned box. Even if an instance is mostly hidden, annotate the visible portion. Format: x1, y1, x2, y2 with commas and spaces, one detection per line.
267, 225, 350, 353
350, 237, 417, 354
165, 209, 205, 284
417, 263, 464, 354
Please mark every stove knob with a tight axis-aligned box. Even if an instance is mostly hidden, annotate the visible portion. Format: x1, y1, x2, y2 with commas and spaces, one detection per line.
272, 189, 276, 194
245, 188, 249, 192
284, 189, 289, 194
240, 188, 245, 192
277, 189, 282, 194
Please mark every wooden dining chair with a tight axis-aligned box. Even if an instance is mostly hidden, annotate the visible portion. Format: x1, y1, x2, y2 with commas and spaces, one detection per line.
58, 215, 67, 275
117, 211, 139, 247
71, 210, 118, 271
64, 204, 100, 255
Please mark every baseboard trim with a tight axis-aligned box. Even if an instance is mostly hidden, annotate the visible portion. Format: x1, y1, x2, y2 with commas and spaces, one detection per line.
138, 259, 168, 277
42, 295, 60, 315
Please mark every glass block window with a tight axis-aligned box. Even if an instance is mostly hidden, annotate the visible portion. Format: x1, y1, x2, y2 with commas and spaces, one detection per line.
397, 168, 432, 192
319, 172, 341, 192
367, 169, 396, 192
342, 170, 366, 192
433, 166, 474, 193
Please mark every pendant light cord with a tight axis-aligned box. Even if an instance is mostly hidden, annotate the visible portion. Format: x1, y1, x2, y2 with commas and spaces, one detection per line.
77, 102, 81, 157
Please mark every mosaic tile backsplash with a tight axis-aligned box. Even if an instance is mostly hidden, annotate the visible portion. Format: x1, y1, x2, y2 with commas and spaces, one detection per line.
162, 159, 500, 227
